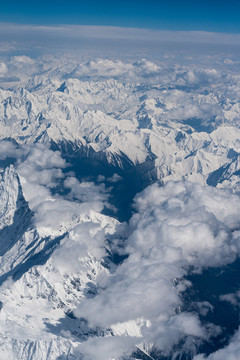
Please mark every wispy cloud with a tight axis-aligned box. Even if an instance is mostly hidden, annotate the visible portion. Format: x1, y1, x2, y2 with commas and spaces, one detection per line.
1, 23, 240, 57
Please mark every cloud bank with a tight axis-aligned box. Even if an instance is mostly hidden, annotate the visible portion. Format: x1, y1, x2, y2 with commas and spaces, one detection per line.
74, 181, 240, 358
1, 23, 240, 58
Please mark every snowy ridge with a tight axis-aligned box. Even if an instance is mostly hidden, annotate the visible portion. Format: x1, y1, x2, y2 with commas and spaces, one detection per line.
0, 165, 120, 359
0, 165, 21, 229
1, 64, 240, 187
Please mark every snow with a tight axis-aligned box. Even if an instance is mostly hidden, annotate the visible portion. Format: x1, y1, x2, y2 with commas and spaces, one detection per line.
1, 57, 240, 188
0, 40, 240, 359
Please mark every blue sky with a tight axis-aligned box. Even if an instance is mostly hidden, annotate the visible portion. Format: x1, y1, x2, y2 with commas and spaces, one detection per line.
0, 0, 240, 33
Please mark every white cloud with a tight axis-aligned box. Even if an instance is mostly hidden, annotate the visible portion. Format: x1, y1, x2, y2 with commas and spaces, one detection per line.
130, 181, 240, 269
176, 68, 221, 87
11, 55, 34, 65
75, 181, 240, 357
76, 335, 138, 360
64, 176, 109, 205
0, 140, 23, 160
134, 58, 162, 76
220, 290, 240, 307
79, 59, 134, 78
14, 143, 114, 240
17, 143, 66, 190
52, 220, 108, 274
106, 173, 122, 183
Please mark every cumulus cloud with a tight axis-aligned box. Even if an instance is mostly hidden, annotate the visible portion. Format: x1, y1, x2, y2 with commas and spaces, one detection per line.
53, 220, 110, 274
106, 173, 123, 183
77, 59, 134, 78
129, 181, 240, 269
0, 140, 24, 160
64, 176, 109, 205
155, 88, 222, 123
70, 57, 164, 81
133, 58, 162, 76
76, 335, 138, 360
176, 68, 222, 87
0, 54, 38, 83
17, 143, 66, 188
14, 143, 111, 237
74, 181, 240, 357
11, 55, 34, 65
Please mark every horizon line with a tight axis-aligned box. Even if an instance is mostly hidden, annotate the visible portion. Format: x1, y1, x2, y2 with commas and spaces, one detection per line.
1, 21, 240, 36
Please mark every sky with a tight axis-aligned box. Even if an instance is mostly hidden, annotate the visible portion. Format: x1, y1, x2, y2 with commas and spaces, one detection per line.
0, 0, 240, 33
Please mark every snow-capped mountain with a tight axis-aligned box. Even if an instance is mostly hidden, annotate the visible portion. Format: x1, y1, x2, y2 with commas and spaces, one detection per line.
1, 65, 240, 190
1, 38, 240, 360
0, 165, 120, 359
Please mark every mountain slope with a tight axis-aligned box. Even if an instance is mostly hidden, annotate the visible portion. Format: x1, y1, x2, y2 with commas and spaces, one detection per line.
0, 166, 120, 359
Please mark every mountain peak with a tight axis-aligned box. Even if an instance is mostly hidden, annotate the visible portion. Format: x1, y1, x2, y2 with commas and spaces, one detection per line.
0, 165, 21, 230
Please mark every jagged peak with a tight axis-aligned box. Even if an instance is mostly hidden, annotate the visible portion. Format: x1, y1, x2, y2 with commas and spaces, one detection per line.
0, 165, 22, 229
